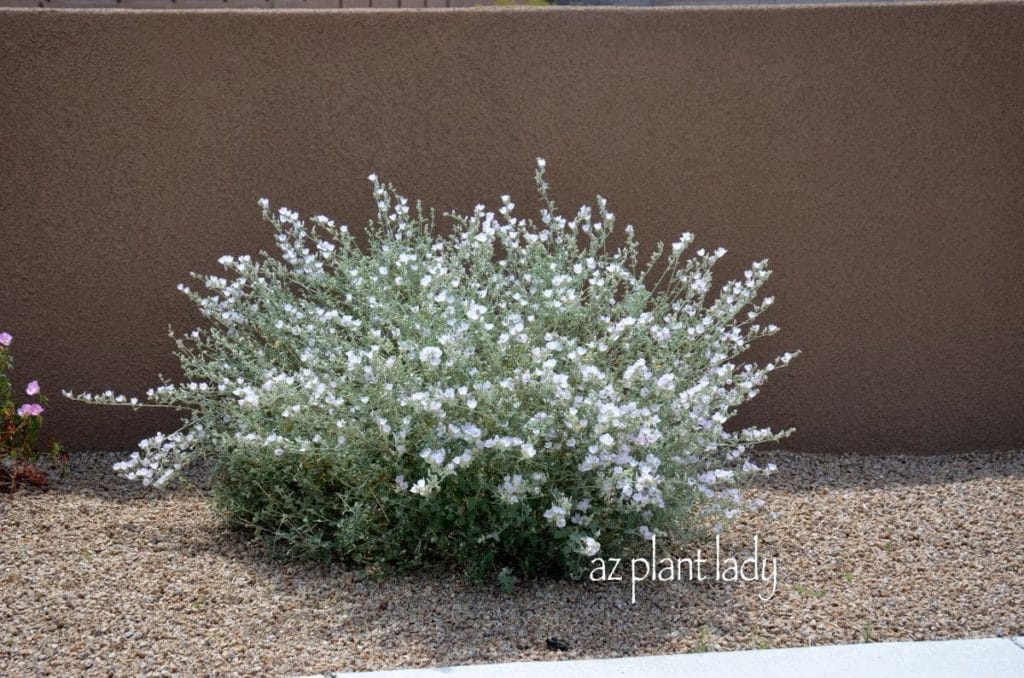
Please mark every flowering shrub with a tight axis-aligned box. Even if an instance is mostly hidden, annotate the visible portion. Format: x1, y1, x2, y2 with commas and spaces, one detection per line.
1, 332, 63, 490
66, 161, 796, 580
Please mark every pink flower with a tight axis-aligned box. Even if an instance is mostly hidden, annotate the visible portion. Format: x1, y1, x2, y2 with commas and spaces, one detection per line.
17, 403, 44, 418
0, 332, 11, 347
26, 381, 40, 396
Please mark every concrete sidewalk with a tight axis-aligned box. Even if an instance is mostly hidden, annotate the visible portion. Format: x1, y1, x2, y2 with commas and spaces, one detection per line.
306, 637, 1024, 678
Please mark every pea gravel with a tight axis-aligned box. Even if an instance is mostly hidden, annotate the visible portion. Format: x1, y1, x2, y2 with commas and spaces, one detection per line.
2, 450, 1022, 677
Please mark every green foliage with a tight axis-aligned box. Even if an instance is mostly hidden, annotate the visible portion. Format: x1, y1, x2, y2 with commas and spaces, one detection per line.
496, 567, 519, 593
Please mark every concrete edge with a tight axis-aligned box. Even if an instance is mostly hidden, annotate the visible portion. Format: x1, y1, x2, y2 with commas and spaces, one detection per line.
300, 637, 1024, 678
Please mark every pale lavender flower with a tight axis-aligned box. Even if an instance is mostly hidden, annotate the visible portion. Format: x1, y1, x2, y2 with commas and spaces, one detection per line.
26, 380, 40, 396
17, 403, 44, 417
0, 332, 11, 347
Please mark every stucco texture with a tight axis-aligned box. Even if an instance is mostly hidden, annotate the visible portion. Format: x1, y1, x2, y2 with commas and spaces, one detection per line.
1, 4, 1022, 453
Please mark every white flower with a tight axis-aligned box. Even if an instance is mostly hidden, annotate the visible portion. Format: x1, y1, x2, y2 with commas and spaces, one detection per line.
466, 302, 487, 321
420, 448, 446, 466
578, 536, 601, 557
409, 479, 431, 496
543, 505, 567, 529
418, 346, 442, 367
498, 474, 525, 504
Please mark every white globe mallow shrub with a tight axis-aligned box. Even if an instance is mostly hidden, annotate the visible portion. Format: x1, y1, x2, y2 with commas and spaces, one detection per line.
66, 160, 796, 581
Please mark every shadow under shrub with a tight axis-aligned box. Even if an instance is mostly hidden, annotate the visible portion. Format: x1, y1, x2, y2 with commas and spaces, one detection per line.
69, 160, 796, 583
212, 441, 710, 581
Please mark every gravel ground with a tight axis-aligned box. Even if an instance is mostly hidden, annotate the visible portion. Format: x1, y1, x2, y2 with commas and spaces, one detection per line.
2, 449, 1022, 677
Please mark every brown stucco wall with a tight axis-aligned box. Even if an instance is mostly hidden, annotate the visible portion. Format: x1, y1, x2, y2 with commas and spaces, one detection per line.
1, 5, 1022, 454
